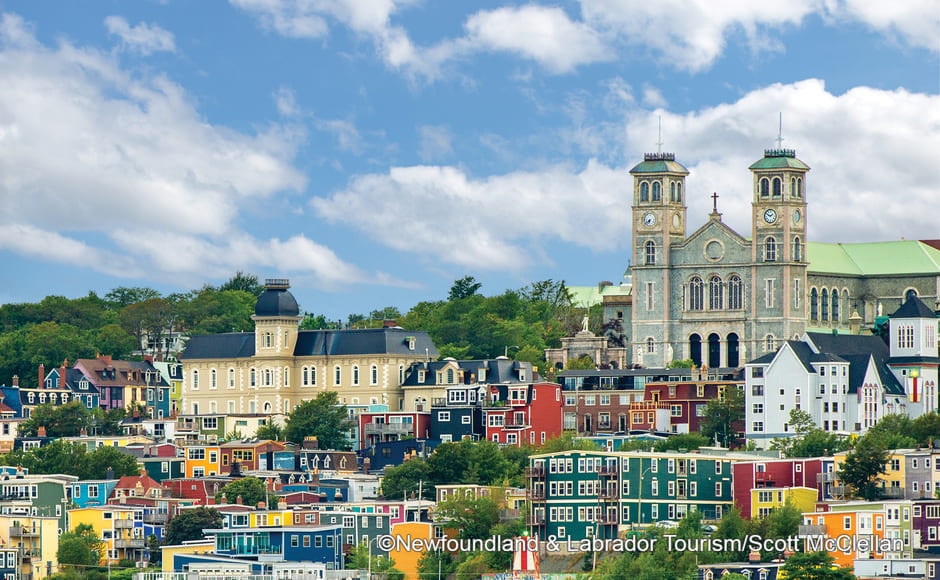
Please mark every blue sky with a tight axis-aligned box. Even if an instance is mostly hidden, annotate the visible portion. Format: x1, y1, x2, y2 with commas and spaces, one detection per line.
0, 1, 937, 321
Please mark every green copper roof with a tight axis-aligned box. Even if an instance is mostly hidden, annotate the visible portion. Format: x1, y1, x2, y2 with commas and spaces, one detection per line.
807, 240, 940, 276
748, 149, 810, 170
629, 152, 689, 175
567, 284, 632, 307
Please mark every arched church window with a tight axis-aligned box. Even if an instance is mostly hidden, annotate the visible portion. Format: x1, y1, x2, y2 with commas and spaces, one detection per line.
670, 182, 676, 202
688, 276, 704, 311
796, 177, 803, 198
772, 177, 782, 197
676, 182, 682, 202
821, 289, 829, 320
905, 288, 918, 303
652, 182, 661, 201
645, 241, 656, 265
709, 275, 723, 310
728, 275, 743, 310
810, 288, 818, 320
764, 238, 777, 262
760, 178, 769, 197
765, 335, 776, 352
640, 182, 649, 202
831, 289, 839, 322
793, 237, 802, 262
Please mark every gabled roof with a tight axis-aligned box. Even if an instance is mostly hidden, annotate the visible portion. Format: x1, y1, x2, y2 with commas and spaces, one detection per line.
295, 327, 437, 357
401, 358, 530, 386
681, 215, 750, 249
890, 296, 937, 319
805, 332, 904, 395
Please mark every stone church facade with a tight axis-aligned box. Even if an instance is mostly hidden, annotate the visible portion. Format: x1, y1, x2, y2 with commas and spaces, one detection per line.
628, 148, 939, 369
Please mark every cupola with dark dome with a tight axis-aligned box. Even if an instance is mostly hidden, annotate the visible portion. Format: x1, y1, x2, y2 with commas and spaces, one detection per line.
254, 278, 300, 317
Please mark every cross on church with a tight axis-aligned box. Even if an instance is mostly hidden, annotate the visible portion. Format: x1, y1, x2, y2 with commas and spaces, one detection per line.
711, 191, 719, 213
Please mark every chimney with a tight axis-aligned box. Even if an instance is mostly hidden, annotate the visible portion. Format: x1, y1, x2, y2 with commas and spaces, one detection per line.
748, 550, 761, 563
38, 364, 45, 389
100, 354, 112, 365
849, 310, 863, 335
144, 355, 153, 364
60, 360, 67, 389
236, 495, 243, 505
257, 501, 266, 510
37, 426, 46, 438
11, 375, 18, 388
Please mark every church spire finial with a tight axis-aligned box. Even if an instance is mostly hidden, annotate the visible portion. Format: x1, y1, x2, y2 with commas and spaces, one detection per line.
775, 112, 784, 149
656, 115, 664, 154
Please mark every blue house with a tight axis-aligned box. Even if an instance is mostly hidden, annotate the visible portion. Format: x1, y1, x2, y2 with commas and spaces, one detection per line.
205, 525, 344, 569
70, 480, 119, 508
358, 438, 440, 472
43, 366, 100, 410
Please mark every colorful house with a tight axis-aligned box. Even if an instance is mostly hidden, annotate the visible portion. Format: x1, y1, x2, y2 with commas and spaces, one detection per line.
67, 506, 147, 565
732, 457, 824, 518
483, 381, 563, 447
0, 514, 59, 580
204, 525, 344, 569
70, 479, 119, 508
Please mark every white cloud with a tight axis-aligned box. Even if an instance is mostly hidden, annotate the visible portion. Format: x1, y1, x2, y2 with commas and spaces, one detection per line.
316, 118, 364, 153
104, 15, 175, 55
312, 79, 939, 271
463, 5, 610, 73
0, 13, 369, 288
418, 125, 454, 162
839, 0, 939, 52
312, 161, 627, 270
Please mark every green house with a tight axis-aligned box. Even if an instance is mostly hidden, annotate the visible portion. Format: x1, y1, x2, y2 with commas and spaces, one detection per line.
527, 450, 735, 542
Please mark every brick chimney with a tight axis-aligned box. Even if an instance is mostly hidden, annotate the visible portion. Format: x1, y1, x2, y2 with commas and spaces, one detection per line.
37, 426, 46, 438
99, 354, 112, 366
38, 364, 45, 389
60, 360, 67, 389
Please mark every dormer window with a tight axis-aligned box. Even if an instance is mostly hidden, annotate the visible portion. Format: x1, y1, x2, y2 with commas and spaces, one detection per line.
406, 336, 416, 350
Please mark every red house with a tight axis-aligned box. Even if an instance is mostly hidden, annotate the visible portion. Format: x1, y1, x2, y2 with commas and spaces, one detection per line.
162, 477, 230, 505
483, 382, 562, 446
731, 458, 824, 518
358, 411, 431, 451
643, 380, 744, 434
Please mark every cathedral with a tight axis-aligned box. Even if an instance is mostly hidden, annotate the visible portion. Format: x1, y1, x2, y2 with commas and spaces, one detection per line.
627, 147, 940, 369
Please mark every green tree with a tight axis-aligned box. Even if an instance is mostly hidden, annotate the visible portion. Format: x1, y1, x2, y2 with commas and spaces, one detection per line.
565, 354, 596, 370
80, 445, 142, 480
94, 323, 138, 359
772, 409, 849, 458
147, 533, 161, 565
537, 433, 601, 453
864, 413, 918, 449
448, 276, 483, 301
699, 386, 744, 448
217, 271, 264, 296
380, 457, 432, 500
19, 400, 93, 437
164, 507, 222, 546
299, 312, 338, 330
119, 298, 175, 358
215, 477, 277, 506
839, 436, 889, 500
105, 287, 162, 309
416, 550, 457, 580
781, 551, 856, 579
653, 432, 710, 452
666, 358, 695, 369
346, 541, 405, 580
283, 391, 354, 449
58, 523, 104, 568
255, 422, 283, 441
434, 496, 500, 540
911, 413, 940, 446
0, 440, 140, 480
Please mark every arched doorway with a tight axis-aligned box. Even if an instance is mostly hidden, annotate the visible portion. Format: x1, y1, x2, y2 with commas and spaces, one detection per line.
689, 334, 702, 367
727, 333, 740, 367
707, 334, 721, 369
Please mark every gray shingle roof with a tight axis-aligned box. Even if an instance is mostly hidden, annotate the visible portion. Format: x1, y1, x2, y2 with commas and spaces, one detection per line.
890, 296, 937, 319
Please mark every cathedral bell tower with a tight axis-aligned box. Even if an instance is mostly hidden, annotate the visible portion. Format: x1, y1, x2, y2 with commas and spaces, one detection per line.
629, 152, 689, 367
749, 148, 810, 344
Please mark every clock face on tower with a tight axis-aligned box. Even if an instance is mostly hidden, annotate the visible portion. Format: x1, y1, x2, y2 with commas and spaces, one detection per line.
763, 208, 777, 224
643, 213, 656, 227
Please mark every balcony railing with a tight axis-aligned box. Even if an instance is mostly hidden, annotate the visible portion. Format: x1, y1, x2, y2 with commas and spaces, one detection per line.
364, 423, 414, 435
529, 489, 545, 500
880, 487, 905, 499
142, 513, 169, 524
526, 466, 545, 478
598, 513, 618, 525
817, 472, 837, 483
114, 539, 146, 549
755, 472, 776, 483
798, 524, 826, 536
599, 465, 618, 476
114, 519, 135, 529
18, 548, 31, 563
9, 527, 38, 538
598, 488, 618, 500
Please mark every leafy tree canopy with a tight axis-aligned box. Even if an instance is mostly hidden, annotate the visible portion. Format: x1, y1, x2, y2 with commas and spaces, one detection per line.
0, 440, 140, 480
839, 433, 890, 500
781, 551, 856, 579
215, 477, 277, 507
164, 507, 223, 546
58, 523, 104, 568
699, 386, 745, 448
283, 391, 354, 449
19, 400, 94, 438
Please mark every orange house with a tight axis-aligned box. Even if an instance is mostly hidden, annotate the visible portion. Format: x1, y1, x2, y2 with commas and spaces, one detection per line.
802, 509, 887, 568
183, 443, 222, 477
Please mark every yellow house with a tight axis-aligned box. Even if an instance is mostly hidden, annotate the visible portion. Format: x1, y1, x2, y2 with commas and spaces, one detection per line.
388, 522, 434, 580
0, 514, 58, 580
68, 506, 146, 565
250, 508, 295, 528
161, 539, 214, 572
750, 487, 817, 518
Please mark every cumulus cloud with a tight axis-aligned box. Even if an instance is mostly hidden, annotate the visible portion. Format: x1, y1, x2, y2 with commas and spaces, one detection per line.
104, 15, 176, 54
0, 13, 371, 287
231, 0, 937, 78
312, 79, 939, 271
